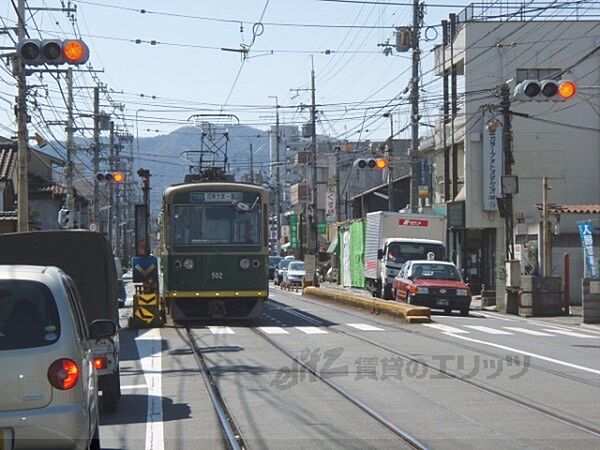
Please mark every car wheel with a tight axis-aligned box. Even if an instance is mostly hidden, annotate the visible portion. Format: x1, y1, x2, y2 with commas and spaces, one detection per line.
460, 308, 469, 316
380, 284, 391, 300
102, 372, 120, 413
444, 308, 452, 314
89, 425, 100, 450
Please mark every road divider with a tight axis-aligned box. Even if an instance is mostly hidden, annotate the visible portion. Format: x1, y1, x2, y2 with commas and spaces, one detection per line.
302, 286, 431, 323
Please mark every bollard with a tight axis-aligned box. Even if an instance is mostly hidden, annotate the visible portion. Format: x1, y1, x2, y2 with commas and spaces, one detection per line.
563, 253, 570, 316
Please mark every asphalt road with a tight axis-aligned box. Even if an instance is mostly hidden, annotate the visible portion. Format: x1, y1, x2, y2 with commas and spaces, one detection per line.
99, 279, 600, 449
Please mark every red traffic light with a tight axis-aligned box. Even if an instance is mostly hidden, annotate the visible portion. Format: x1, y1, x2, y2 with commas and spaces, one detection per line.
558, 81, 576, 100
63, 40, 89, 65
17, 39, 89, 66
96, 172, 125, 183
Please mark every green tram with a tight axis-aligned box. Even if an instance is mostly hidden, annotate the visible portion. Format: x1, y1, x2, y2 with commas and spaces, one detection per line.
160, 181, 269, 320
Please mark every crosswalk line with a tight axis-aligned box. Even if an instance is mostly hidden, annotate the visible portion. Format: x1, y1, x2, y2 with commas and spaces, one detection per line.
503, 327, 555, 336
258, 326, 289, 335
208, 326, 235, 335
423, 323, 470, 334
346, 323, 384, 331
542, 329, 596, 339
464, 325, 513, 335
295, 326, 328, 335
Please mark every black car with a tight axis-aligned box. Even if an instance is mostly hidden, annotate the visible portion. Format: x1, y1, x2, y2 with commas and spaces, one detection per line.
268, 256, 282, 280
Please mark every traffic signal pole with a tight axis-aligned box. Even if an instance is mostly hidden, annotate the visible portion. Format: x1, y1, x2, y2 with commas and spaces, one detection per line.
409, 0, 422, 213
16, 0, 29, 231
92, 86, 100, 223
108, 121, 114, 247
65, 67, 75, 228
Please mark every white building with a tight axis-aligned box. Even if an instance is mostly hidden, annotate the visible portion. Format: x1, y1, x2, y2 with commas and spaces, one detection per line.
428, 4, 600, 302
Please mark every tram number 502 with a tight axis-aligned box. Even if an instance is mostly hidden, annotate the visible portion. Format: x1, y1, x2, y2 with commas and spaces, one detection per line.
211, 272, 223, 279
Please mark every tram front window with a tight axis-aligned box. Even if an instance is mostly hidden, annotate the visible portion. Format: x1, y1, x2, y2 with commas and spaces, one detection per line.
173, 203, 261, 246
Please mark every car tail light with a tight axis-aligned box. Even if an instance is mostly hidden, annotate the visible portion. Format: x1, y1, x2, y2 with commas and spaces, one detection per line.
94, 357, 107, 370
48, 358, 80, 390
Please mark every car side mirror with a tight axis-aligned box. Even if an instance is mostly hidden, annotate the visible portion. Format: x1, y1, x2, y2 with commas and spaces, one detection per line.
407, 275, 414, 281
89, 319, 117, 340
377, 249, 383, 260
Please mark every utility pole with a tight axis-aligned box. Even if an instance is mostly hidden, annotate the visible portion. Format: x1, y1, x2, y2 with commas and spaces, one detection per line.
269, 95, 282, 256
16, 0, 29, 231
92, 86, 100, 223
384, 112, 394, 212
500, 83, 515, 261
108, 120, 114, 248
310, 57, 318, 255
65, 67, 75, 227
409, 0, 422, 213
114, 136, 122, 259
249, 143, 254, 183
542, 177, 551, 277
334, 146, 340, 221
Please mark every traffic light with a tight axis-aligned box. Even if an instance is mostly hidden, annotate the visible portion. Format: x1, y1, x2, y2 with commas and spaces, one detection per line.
354, 158, 388, 169
514, 79, 576, 101
96, 171, 125, 183
58, 207, 71, 228
17, 39, 89, 66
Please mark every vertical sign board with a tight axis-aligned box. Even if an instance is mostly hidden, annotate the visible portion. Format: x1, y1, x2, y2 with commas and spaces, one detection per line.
325, 184, 337, 222
135, 203, 149, 256
289, 214, 299, 249
418, 159, 429, 198
578, 220, 598, 278
483, 110, 504, 211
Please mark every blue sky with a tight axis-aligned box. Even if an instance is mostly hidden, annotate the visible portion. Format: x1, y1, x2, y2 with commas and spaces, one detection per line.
0, 0, 474, 142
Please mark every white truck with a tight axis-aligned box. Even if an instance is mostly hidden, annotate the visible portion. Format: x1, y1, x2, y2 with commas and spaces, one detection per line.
364, 212, 447, 299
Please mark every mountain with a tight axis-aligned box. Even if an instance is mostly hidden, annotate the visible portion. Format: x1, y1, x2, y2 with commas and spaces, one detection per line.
135, 125, 270, 211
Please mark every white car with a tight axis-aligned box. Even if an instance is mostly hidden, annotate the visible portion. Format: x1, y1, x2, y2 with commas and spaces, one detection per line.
284, 261, 306, 285
0, 265, 112, 450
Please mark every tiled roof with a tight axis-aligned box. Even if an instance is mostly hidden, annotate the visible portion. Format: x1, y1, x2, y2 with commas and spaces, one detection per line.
0, 147, 17, 181
0, 211, 17, 221
535, 204, 600, 214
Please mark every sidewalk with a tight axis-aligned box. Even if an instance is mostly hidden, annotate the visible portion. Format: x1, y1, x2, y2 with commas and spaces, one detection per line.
312, 282, 600, 331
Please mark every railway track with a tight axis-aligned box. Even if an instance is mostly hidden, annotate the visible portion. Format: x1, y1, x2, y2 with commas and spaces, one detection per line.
267, 298, 600, 439
185, 324, 428, 450
186, 327, 248, 450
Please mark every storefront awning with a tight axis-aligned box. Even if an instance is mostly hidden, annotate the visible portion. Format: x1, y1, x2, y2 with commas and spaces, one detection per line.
326, 236, 338, 254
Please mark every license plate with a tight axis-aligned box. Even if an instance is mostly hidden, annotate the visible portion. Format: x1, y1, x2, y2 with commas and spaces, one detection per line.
436, 298, 450, 306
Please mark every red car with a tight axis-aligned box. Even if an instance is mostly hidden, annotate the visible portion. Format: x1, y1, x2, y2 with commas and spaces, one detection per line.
392, 260, 471, 315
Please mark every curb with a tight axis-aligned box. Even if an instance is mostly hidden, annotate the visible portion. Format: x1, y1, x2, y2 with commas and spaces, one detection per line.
302, 286, 431, 323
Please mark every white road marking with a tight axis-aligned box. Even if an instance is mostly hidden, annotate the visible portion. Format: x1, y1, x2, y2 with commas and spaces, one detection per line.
258, 326, 289, 335
295, 326, 328, 334
464, 325, 513, 335
444, 333, 600, 376
120, 384, 148, 390
541, 329, 597, 339
503, 327, 555, 336
208, 326, 235, 335
346, 323, 384, 331
473, 312, 517, 322
423, 323, 470, 334
135, 328, 164, 450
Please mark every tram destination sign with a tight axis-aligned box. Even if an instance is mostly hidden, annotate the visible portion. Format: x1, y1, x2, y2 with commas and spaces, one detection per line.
190, 192, 243, 203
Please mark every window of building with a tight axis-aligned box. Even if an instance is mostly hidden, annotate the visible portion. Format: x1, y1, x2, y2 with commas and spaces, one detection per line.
516, 68, 561, 83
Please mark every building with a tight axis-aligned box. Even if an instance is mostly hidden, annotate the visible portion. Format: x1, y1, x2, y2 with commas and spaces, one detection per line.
426, 3, 600, 302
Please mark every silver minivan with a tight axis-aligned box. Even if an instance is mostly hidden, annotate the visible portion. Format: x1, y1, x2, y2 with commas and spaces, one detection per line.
0, 265, 111, 449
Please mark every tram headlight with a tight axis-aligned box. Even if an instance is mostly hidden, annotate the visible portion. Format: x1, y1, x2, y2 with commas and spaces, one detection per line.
240, 258, 250, 270
252, 259, 261, 268
174, 260, 182, 269
183, 258, 194, 270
